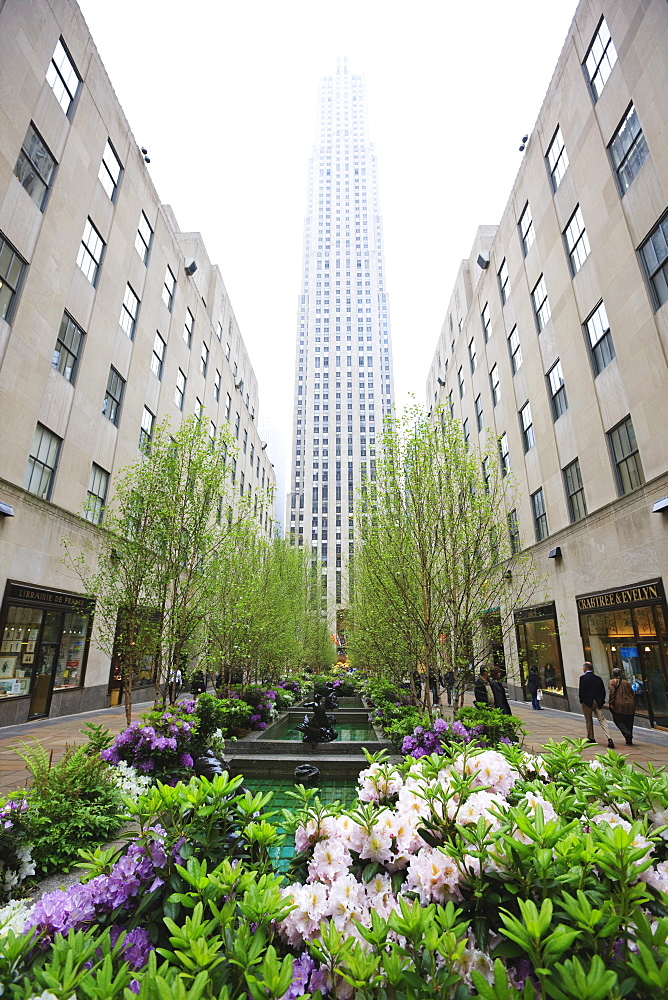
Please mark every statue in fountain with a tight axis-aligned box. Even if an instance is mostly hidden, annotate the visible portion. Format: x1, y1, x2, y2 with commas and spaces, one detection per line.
297, 691, 339, 747
323, 681, 339, 710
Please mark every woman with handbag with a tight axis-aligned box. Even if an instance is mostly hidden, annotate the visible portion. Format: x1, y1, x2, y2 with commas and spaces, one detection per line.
527, 666, 543, 710
608, 667, 636, 746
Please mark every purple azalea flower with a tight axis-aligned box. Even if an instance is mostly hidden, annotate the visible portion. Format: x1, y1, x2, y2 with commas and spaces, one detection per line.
179, 753, 194, 767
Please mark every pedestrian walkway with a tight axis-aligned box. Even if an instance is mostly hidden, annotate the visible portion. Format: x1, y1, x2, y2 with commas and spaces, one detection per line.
2, 695, 668, 797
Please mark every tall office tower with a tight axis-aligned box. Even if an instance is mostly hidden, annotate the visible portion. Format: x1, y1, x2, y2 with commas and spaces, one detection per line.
287, 57, 395, 633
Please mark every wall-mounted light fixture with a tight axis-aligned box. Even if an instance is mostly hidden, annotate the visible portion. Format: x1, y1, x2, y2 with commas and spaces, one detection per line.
185, 260, 197, 276
548, 546, 562, 559
477, 253, 489, 270
519, 134, 529, 151
0, 502, 15, 517
437, 377, 445, 387
652, 496, 668, 512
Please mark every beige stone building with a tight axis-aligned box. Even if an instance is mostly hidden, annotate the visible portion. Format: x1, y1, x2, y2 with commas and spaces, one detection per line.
0, 0, 275, 726
427, 0, 668, 727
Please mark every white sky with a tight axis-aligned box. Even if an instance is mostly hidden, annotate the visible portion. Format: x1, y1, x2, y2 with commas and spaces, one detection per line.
76, 0, 578, 524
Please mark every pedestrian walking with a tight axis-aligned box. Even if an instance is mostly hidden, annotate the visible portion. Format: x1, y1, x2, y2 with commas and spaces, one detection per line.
191, 670, 206, 697
474, 667, 495, 708
490, 668, 512, 715
608, 667, 636, 746
527, 667, 543, 710
444, 670, 455, 706
579, 662, 614, 748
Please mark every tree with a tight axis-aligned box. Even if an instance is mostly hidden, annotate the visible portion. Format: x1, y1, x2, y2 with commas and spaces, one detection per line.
349, 404, 545, 715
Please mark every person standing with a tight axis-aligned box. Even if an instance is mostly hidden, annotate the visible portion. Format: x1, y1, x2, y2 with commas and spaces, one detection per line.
527, 666, 543, 710
490, 668, 512, 715
444, 669, 455, 706
608, 668, 636, 746
474, 668, 495, 708
579, 662, 614, 748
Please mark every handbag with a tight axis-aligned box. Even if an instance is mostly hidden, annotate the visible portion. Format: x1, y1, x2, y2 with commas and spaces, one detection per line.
536, 688, 543, 701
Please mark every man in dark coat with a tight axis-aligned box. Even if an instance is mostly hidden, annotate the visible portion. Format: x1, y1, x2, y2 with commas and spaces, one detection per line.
579, 661, 614, 748
474, 668, 494, 708
490, 668, 512, 715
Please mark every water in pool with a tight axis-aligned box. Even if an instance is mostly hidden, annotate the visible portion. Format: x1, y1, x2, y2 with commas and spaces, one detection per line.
260, 714, 376, 742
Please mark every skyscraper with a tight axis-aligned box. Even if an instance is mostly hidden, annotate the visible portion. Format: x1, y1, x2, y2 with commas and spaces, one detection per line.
288, 57, 395, 631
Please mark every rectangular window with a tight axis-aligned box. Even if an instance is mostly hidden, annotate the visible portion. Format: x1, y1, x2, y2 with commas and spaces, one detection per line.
103, 367, 124, 426
139, 406, 154, 452
234, 412, 240, 439
448, 390, 454, 418
564, 205, 590, 275
209, 420, 216, 446
563, 459, 587, 523
183, 309, 194, 347
175, 369, 186, 410
584, 17, 617, 101
214, 368, 221, 402
499, 432, 510, 476
546, 126, 569, 190
150, 332, 165, 379
532, 274, 551, 331
24, 423, 61, 499
76, 218, 105, 285
585, 300, 615, 375
194, 397, 203, 420
243, 429, 248, 454
85, 464, 109, 524
135, 211, 153, 263
508, 508, 520, 553
475, 394, 483, 432
481, 302, 491, 341
457, 366, 465, 398
609, 105, 649, 194
200, 341, 209, 376
508, 326, 522, 374
162, 266, 176, 311
520, 401, 535, 452
52, 312, 84, 383
547, 360, 568, 419
14, 124, 56, 211
468, 337, 477, 373
639, 213, 668, 310
490, 364, 501, 407
98, 139, 123, 201
119, 284, 140, 339
531, 488, 548, 541
0, 234, 26, 322
498, 258, 510, 305
608, 415, 644, 496
519, 202, 535, 256
225, 392, 231, 421
46, 38, 79, 116
463, 417, 470, 447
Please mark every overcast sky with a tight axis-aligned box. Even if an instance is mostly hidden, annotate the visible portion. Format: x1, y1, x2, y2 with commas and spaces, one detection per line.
76, 0, 577, 522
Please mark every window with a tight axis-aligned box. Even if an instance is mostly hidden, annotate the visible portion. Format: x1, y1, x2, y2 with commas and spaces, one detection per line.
547, 360, 567, 420
498, 258, 510, 305
150, 332, 165, 379
209, 421, 216, 446
463, 418, 470, 447
85, 464, 109, 524
0, 234, 26, 322
609, 416, 644, 495
609, 105, 649, 194
490, 364, 501, 407
14, 124, 56, 210
76, 218, 104, 285
200, 341, 209, 377
519, 202, 535, 256
234, 412, 240, 438
119, 284, 140, 339
499, 432, 510, 476
135, 212, 153, 263
585, 301, 615, 375
139, 406, 154, 452
214, 368, 221, 402
175, 369, 186, 410
162, 266, 176, 311
98, 140, 122, 201
508, 509, 520, 554
457, 366, 465, 399
183, 309, 194, 348
546, 126, 569, 190
532, 274, 551, 331
481, 302, 491, 342
225, 392, 231, 421
531, 489, 548, 541
520, 402, 535, 452
448, 390, 454, 418
508, 326, 522, 374
563, 459, 587, 523
103, 367, 124, 426
52, 312, 84, 383
639, 213, 668, 310
584, 17, 617, 101
24, 423, 61, 499
194, 398, 203, 420
468, 337, 477, 373
46, 39, 79, 116
475, 394, 483, 432
564, 206, 590, 274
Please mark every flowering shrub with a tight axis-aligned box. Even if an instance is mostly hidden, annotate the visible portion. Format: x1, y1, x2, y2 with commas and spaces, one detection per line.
192, 692, 252, 744
101, 701, 198, 780
0, 797, 34, 903
235, 684, 280, 729
401, 717, 481, 757
455, 703, 526, 745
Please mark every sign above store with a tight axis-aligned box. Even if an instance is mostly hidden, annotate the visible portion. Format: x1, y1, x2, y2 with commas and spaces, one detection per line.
576, 580, 663, 612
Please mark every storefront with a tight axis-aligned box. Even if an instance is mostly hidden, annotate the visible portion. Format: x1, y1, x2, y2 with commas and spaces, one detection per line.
515, 603, 567, 702
577, 579, 668, 729
0, 581, 94, 719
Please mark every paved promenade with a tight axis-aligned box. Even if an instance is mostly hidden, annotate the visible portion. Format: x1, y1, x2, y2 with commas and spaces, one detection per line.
2, 696, 668, 797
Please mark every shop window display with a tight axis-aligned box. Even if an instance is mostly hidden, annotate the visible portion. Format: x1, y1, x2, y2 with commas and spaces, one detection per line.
515, 604, 565, 696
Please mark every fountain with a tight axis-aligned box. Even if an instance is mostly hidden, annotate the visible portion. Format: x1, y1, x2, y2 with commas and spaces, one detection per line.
296, 690, 339, 748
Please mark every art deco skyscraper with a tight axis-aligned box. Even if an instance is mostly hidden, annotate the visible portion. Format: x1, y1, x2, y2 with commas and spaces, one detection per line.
288, 57, 395, 629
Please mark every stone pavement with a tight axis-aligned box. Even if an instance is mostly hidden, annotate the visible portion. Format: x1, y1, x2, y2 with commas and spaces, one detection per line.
2, 696, 668, 797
